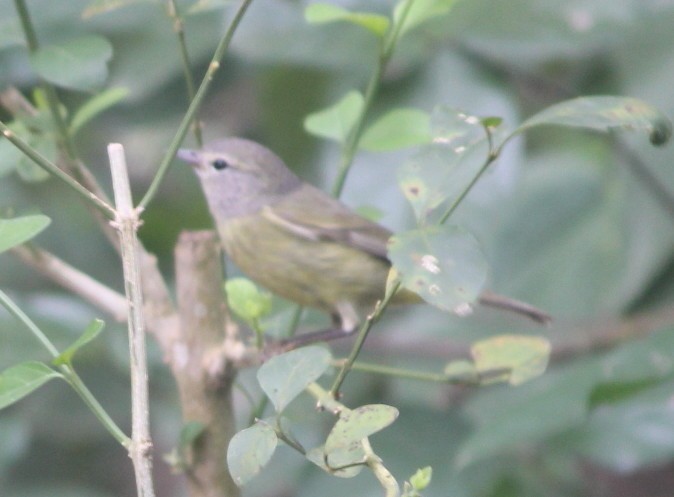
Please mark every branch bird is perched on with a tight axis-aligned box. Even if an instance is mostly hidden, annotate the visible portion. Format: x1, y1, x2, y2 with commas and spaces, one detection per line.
178, 138, 549, 347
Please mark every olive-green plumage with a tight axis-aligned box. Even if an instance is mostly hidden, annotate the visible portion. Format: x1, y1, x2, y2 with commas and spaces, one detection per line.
178, 138, 419, 332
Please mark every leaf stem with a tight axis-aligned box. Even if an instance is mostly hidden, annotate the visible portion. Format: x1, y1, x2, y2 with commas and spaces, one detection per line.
306, 382, 400, 495
331, 59, 384, 197
336, 361, 451, 383
0, 288, 59, 356
167, 0, 203, 147
0, 289, 130, 446
284, 304, 305, 338
139, 0, 254, 209
13, 0, 77, 159
438, 124, 497, 225
306, 381, 344, 413
329, 282, 401, 397
331, 0, 416, 198
326, 1, 418, 397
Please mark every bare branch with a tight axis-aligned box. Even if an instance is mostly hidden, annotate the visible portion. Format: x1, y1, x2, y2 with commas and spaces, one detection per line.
109, 143, 156, 497
173, 230, 240, 497
11, 245, 128, 322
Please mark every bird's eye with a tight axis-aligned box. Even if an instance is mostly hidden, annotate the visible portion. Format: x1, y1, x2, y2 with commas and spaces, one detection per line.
211, 159, 229, 170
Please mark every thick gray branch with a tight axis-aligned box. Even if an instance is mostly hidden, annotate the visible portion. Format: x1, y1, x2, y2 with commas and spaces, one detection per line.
174, 230, 240, 497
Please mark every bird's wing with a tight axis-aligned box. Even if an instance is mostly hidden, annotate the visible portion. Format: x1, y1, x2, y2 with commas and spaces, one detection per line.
262, 183, 392, 260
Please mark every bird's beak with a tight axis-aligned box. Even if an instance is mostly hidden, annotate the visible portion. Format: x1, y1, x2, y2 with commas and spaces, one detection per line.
176, 148, 201, 165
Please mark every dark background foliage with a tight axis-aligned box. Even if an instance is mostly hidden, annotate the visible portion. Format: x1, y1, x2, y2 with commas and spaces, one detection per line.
2, 1, 674, 496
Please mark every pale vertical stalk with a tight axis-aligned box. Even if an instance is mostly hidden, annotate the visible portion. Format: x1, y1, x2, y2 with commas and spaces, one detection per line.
362, 438, 399, 497
108, 143, 156, 497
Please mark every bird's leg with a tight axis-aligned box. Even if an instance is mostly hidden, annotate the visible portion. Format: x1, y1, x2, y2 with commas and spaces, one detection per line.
264, 313, 357, 355
278, 326, 356, 349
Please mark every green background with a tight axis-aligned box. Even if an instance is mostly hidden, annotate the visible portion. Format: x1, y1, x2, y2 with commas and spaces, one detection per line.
2, 1, 674, 496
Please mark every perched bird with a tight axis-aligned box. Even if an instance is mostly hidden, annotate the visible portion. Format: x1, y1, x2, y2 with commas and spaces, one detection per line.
178, 138, 548, 346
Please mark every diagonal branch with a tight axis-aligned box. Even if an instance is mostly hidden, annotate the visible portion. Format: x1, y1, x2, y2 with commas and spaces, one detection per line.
11, 245, 128, 322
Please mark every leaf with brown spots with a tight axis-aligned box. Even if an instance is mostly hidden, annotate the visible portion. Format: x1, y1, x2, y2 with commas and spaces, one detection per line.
397, 106, 489, 223
388, 225, 487, 313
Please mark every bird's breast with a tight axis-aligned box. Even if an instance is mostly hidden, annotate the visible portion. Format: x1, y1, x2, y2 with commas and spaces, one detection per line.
215, 214, 392, 314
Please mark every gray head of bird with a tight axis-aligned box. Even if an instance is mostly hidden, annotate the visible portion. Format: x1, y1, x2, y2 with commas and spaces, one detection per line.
178, 138, 302, 218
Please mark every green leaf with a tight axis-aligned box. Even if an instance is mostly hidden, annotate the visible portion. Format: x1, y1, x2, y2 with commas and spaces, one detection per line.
164, 421, 207, 470
30, 35, 114, 91
225, 278, 272, 325
306, 444, 365, 478
0, 215, 51, 254
354, 205, 384, 222
304, 91, 364, 144
481, 116, 503, 128
409, 466, 433, 490
393, 0, 458, 37
179, 420, 205, 449
384, 267, 403, 302
397, 106, 489, 223
515, 96, 672, 146
70, 87, 129, 135
388, 225, 487, 313
52, 319, 105, 366
570, 381, 674, 471
256, 346, 332, 413
325, 404, 398, 453
457, 360, 599, 468
227, 421, 278, 486
458, 326, 674, 467
0, 362, 62, 410
588, 378, 662, 409
471, 335, 551, 386
318, 402, 398, 475
443, 360, 479, 383
82, 0, 157, 19
305, 3, 390, 37
360, 108, 431, 151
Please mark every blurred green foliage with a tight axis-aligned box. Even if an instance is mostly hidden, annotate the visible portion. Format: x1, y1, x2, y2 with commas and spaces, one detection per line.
2, 0, 674, 496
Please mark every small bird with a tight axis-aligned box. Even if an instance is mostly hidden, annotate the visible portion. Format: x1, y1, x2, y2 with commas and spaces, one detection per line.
178, 138, 548, 346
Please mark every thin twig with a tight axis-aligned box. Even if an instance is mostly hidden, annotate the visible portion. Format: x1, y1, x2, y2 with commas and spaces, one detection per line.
330, 282, 401, 397
13, 0, 78, 160
0, 87, 122, 251
0, 289, 130, 446
108, 143, 156, 497
331, 0, 415, 198
336, 361, 457, 383
139, 0, 254, 209
11, 245, 128, 322
306, 382, 399, 496
438, 124, 496, 225
167, 0, 203, 147
455, 40, 674, 223
324, 0, 418, 398
0, 120, 115, 218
